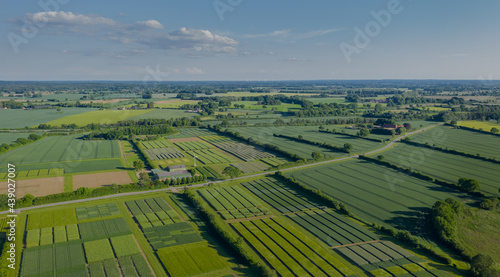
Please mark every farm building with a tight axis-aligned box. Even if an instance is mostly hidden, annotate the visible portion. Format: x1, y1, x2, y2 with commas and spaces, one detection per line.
167, 164, 187, 172
154, 169, 192, 180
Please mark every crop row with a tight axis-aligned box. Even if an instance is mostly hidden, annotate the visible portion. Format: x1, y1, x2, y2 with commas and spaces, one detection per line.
126, 197, 172, 215
287, 209, 378, 247
199, 135, 233, 143
187, 149, 234, 164
143, 222, 203, 250
260, 157, 288, 167
27, 208, 77, 230
199, 186, 262, 212
242, 178, 317, 213
143, 147, 185, 160
157, 242, 228, 277
135, 210, 183, 229
0, 168, 63, 181
232, 218, 354, 277
141, 140, 171, 149
78, 217, 132, 241
230, 161, 269, 173
174, 140, 212, 151
213, 142, 276, 161
75, 203, 121, 220
26, 224, 80, 248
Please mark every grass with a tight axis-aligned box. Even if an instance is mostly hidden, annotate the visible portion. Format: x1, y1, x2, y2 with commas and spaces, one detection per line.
456, 207, 500, 261
286, 159, 466, 230
0, 158, 124, 174
43, 109, 150, 127
380, 142, 500, 196
84, 239, 115, 263
458, 120, 500, 130
0, 132, 42, 144
0, 108, 98, 129
110, 234, 141, 257
0, 134, 121, 165
27, 208, 77, 229
126, 109, 198, 120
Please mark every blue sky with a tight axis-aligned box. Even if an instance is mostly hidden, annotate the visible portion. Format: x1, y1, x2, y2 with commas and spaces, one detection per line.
1, 0, 499, 81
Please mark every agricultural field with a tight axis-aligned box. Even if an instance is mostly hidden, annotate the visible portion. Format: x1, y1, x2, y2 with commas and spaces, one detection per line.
166, 128, 218, 139
157, 241, 229, 277
186, 149, 235, 164
153, 99, 199, 108
44, 109, 150, 127
213, 142, 276, 161
127, 109, 198, 121
409, 125, 500, 159
198, 186, 272, 219
143, 222, 203, 250
458, 120, 500, 130
0, 134, 121, 165
0, 132, 43, 144
0, 168, 63, 181
232, 217, 356, 277
75, 203, 121, 220
230, 161, 269, 173
334, 241, 441, 276
73, 171, 132, 189
173, 140, 212, 151
287, 159, 466, 231
143, 147, 185, 160
0, 159, 124, 174
0, 176, 65, 197
381, 143, 500, 196
260, 157, 289, 167
140, 139, 171, 149
0, 108, 98, 129
126, 197, 183, 229
199, 135, 234, 143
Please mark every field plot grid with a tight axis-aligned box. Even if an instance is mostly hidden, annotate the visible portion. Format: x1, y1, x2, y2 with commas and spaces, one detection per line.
199, 135, 233, 143
75, 203, 121, 220
174, 140, 212, 151
143, 147, 185, 160
166, 128, 218, 138
232, 217, 355, 277
126, 197, 183, 229
198, 186, 272, 220
213, 142, 276, 161
186, 149, 234, 164
260, 157, 289, 167
230, 161, 270, 173
143, 222, 203, 250
141, 140, 171, 149
335, 241, 435, 276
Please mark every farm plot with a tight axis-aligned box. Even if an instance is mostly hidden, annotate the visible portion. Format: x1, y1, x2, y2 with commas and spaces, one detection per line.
198, 186, 272, 220
75, 203, 121, 220
0, 176, 65, 197
0, 134, 121, 165
214, 142, 276, 161
232, 217, 355, 277
287, 160, 466, 231
174, 140, 212, 151
117, 254, 155, 277
260, 157, 289, 167
73, 171, 132, 189
199, 135, 233, 143
141, 140, 171, 149
230, 161, 269, 173
409, 125, 500, 159
0, 168, 63, 181
287, 210, 379, 247
45, 109, 150, 126
26, 223, 80, 247
166, 128, 217, 138
77, 217, 132, 241
88, 259, 121, 277
20, 241, 87, 277
27, 209, 77, 230
186, 149, 234, 164
157, 241, 228, 277
0, 159, 124, 175
242, 178, 318, 213
143, 147, 185, 160
126, 197, 183, 229
382, 143, 500, 196
335, 241, 432, 275
0, 108, 98, 129
143, 222, 203, 250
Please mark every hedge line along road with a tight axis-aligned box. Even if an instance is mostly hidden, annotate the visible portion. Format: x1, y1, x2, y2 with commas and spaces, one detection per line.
0, 123, 441, 214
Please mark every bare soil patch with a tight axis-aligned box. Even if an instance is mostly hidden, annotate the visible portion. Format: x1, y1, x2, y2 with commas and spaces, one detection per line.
0, 177, 64, 197
73, 171, 132, 189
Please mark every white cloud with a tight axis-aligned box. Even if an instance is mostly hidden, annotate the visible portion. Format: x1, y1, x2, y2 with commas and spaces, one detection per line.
267, 52, 276, 55
243, 29, 290, 39
10, 11, 238, 54
295, 28, 341, 39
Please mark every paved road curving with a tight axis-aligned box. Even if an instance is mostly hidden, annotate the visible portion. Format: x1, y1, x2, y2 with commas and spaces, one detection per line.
1, 123, 441, 214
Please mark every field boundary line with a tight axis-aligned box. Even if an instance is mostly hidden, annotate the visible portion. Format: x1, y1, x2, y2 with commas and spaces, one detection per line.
225, 214, 277, 223
331, 240, 382, 249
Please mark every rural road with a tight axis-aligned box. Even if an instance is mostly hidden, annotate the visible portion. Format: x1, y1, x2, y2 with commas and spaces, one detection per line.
1, 123, 441, 214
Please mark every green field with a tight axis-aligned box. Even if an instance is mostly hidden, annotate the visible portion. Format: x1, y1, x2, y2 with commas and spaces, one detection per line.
166, 128, 218, 139
0, 134, 121, 165
198, 186, 271, 219
232, 217, 355, 277
0, 132, 44, 145
212, 142, 276, 161
142, 222, 203, 250
0, 158, 124, 174
381, 143, 500, 196
287, 159, 465, 231
127, 109, 198, 121
409, 125, 500, 159
143, 147, 185, 160
44, 109, 150, 126
458, 120, 500, 130
126, 197, 183, 228
230, 161, 269, 173
0, 108, 98, 129
141, 139, 171, 149
186, 149, 234, 164
75, 203, 121, 220
173, 140, 212, 151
